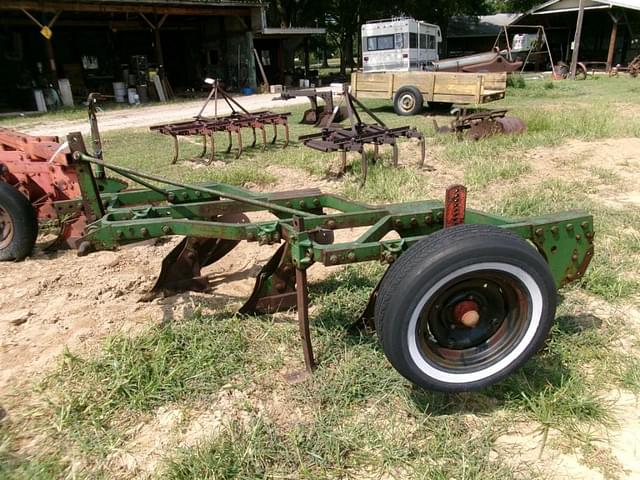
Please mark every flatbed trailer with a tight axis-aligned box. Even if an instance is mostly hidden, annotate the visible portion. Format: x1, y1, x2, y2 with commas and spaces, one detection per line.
351, 71, 507, 115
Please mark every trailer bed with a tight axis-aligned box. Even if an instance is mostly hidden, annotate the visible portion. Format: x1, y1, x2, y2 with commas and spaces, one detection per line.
351, 71, 507, 106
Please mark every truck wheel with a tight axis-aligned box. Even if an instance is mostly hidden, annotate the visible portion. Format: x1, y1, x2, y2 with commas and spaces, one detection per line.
375, 224, 556, 392
0, 183, 38, 261
393, 86, 423, 116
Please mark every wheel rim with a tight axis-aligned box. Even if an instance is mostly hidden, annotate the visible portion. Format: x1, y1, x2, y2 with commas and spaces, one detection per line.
0, 206, 14, 250
407, 262, 543, 384
399, 94, 416, 112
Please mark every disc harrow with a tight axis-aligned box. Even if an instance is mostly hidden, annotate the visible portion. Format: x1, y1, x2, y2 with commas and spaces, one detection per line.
300, 87, 426, 185
150, 80, 290, 164
434, 108, 526, 141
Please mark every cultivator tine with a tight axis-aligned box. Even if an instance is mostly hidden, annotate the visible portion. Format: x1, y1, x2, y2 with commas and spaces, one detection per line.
373, 143, 379, 162
251, 128, 257, 147
239, 243, 297, 314
391, 143, 399, 167
340, 150, 347, 175
260, 126, 267, 150
171, 134, 179, 164
226, 131, 232, 153
207, 133, 216, 165
283, 122, 290, 148
360, 150, 368, 186
270, 124, 278, 144
418, 136, 426, 167
236, 130, 243, 159
199, 134, 208, 158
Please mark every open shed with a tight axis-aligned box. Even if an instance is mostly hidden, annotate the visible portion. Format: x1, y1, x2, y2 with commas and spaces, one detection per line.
0, 0, 324, 113
513, 0, 640, 69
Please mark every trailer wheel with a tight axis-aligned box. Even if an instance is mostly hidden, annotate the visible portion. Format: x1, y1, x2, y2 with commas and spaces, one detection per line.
375, 224, 556, 392
0, 183, 38, 261
393, 86, 423, 116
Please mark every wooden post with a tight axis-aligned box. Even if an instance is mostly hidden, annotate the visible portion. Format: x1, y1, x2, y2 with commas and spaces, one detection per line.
606, 15, 619, 72
569, 0, 585, 80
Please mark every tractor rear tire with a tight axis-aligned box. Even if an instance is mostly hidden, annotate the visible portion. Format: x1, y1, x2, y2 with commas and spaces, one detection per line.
393, 86, 424, 116
375, 224, 556, 392
0, 182, 38, 261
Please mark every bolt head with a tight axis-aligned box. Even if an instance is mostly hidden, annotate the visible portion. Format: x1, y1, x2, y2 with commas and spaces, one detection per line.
347, 252, 356, 261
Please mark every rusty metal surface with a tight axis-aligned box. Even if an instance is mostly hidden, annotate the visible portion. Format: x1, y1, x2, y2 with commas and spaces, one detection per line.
299, 87, 426, 185
444, 185, 467, 228
435, 109, 526, 141
150, 81, 291, 164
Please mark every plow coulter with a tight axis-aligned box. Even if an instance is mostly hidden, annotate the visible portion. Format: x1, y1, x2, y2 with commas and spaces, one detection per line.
0, 124, 595, 392
150, 80, 290, 164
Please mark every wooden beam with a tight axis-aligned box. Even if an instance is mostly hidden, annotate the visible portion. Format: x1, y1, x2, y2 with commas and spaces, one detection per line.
606, 16, 619, 72
569, 0, 585, 80
0, 1, 252, 16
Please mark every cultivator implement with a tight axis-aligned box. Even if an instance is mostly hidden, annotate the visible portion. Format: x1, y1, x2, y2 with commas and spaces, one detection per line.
300, 87, 425, 185
150, 80, 290, 164
434, 109, 526, 140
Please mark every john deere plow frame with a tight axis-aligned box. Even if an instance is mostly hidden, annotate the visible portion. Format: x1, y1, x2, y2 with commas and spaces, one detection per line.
63, 131, 594, 378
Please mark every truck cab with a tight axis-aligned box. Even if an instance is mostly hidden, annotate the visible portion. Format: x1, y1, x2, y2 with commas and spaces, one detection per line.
362, 17, 442, 73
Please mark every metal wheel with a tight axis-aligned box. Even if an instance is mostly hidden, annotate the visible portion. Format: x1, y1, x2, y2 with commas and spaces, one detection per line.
414, 266, 536, 377
375, 224, 556, 392
393, 86, 423, 116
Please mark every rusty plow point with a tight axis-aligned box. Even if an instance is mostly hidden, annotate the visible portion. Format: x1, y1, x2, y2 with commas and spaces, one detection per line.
251, 127, 257, 148
238, 243, 297, 315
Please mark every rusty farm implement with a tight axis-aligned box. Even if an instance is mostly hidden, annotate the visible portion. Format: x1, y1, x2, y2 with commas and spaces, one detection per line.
300, 87, 426, 186
0, 115, 594, 392
150, 79, 290, 164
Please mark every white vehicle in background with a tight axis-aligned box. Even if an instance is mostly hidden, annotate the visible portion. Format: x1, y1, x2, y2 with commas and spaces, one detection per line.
362, 17, 442, 73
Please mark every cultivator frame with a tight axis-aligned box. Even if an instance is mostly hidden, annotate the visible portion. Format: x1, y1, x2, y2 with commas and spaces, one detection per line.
150, 80, 290, 164
54, 131, 594, 375
300, 87, 425, 185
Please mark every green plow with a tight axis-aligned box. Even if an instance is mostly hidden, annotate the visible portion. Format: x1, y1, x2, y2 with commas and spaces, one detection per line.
64, 131, 594, 392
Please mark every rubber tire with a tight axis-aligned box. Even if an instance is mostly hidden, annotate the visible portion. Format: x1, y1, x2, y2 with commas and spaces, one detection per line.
393, 86, 424, 116
0, 183, 38, 261
375, 224, 556, 393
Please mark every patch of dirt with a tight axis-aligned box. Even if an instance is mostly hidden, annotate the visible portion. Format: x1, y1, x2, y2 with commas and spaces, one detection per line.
0, 166, 348, 396
522, 138, 640, 208
15, 93, 313, 138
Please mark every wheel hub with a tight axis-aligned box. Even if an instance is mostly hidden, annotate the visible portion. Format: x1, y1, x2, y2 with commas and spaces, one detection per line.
0, 207, 13, 250
400, 94, 415, 111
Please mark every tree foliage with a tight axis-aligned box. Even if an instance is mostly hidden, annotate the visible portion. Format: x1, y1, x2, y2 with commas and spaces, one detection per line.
267, 0, 542, 74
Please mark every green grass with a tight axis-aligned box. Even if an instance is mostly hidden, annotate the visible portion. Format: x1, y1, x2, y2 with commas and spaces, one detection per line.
44, 312, 250, 457
4, 76, 640, 478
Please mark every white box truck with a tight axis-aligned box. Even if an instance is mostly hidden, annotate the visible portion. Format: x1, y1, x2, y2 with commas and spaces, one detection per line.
362, 17, 442, 73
